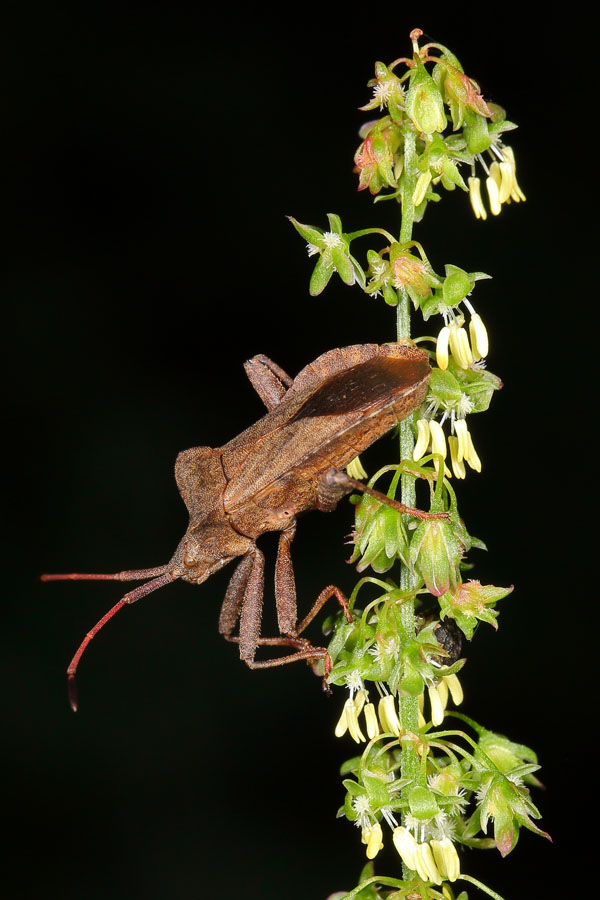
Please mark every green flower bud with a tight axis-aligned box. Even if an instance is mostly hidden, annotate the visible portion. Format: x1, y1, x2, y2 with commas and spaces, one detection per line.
463, 109, 492, 154
477, 773, 550, 857
434, 58, 491, 129
478, 730, 541, 786
410, 518, 460, 597
354, 120, 401, 195
389, 244, 440, 302
439, 580, 513, 639
351, 497, 407, 574
406, 62, 447, 134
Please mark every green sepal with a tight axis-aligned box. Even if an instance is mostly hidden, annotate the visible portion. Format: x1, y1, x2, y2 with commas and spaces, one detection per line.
441, 157, 467, 191
428, 367, 463, 407
463, 110, 491, 154
342, 778, 365, 798
382, 283, 398, 306
327, 212, 344, 234
326, 619, 357, 667
287, 216, 323, 245
407, 785, 440, 820
443, 264, 472, 305
363, 773, 392, 810
309, 253, 335, 296
398, 654, 424, 696
331, 245, 356, 286
340, 755, 363, 777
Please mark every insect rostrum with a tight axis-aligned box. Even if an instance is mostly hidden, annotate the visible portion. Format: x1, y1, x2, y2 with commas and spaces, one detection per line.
43, 341, 441, 709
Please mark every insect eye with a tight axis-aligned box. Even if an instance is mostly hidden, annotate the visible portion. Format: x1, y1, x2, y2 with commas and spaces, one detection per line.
183, 553, 198, 569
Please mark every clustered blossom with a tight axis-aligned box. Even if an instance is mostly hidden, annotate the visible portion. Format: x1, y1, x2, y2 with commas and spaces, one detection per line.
393, 827, 460, 883
334, 672, 464, 744
469, 144, 526, 220
413, 414, 481, 478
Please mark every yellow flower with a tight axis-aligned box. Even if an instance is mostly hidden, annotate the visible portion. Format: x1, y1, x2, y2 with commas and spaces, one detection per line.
392, 826, 419, 870
500, 146, 526, 202
413, 418, 431, 461
334, 689, 385, 744
468, 312, 488, 359
468, 176, 487, 220
448, 435, 466, 479
448, 323, 473, 369
436, 325, 450, 370
346, 455, 368, 480
335, 690, 367, 742
454, 419, 481, 473
430, 837, 461, 882
413, 170, 433, 206
425, 674, 464, 725
363, 702, 380, 740
378, 693, 402, 736
415, 841, 443, 884
469, 145, 525, 219
485, 171, 502, 216
429, 419, 447, 460
428, 684, 445, 726
362, 822, 384, 859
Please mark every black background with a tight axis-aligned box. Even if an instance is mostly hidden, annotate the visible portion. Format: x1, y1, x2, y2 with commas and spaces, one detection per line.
3, 5, 586, 899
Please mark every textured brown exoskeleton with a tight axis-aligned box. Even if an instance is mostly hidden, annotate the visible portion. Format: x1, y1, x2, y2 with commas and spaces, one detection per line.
43, 342, 441, 709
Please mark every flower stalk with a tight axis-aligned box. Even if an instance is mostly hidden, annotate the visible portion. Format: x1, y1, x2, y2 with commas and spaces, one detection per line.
291, 27, 545, 900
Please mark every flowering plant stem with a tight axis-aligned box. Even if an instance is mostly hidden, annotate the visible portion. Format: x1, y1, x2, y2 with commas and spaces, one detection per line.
291, 27, 545, 900
396, 127, 420, 843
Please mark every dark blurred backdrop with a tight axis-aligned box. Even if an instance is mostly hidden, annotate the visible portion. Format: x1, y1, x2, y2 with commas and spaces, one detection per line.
3, 5, 583, 899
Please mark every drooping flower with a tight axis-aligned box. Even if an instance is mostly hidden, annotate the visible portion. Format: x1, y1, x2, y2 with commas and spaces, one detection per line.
468, 176, 487, 220
362, 822, 384, 859
430, 837, 461, 881
469, 144, 525, 219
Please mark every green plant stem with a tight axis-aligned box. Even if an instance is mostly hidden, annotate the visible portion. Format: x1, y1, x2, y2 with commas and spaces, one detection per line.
396, 127, 420, 807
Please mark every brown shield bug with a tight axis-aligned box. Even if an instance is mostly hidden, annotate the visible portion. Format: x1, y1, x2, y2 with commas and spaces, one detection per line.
43, 342, 444, 709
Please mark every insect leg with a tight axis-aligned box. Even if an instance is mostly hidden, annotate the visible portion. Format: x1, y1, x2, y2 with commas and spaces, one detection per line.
243, 354, 293, 410
322, 468, 450, 520
274, 523, 297, 634
238, 546, 266, 663
294, 584, 353, 636
218, 552, 255, 637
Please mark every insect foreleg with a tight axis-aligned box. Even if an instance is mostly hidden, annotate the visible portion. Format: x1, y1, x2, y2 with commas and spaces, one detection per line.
238, 546, 266, 663
218, 553, 255, 637
243, 353, 294, 410
274, 524, 297, 634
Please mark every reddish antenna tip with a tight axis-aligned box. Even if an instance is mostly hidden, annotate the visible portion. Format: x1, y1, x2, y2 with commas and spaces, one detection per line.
68, 675, 79, 713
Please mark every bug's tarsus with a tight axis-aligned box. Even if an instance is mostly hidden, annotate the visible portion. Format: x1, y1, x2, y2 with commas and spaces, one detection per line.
224, 582, 351, 691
